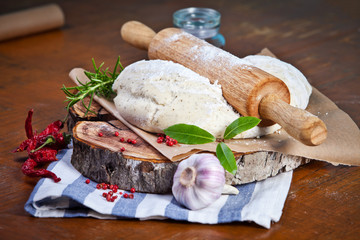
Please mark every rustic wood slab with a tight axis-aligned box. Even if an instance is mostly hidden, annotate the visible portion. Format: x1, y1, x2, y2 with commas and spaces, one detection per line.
69, 99, 310, 193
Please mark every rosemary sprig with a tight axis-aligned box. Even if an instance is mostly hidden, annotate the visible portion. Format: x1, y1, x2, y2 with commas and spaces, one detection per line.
62, 56, 124, 116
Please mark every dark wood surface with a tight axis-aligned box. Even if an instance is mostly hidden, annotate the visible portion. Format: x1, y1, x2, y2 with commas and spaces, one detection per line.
0, 0, 359, 239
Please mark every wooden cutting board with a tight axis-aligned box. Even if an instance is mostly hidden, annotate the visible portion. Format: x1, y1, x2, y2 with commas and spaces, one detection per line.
69, 98, 310, 193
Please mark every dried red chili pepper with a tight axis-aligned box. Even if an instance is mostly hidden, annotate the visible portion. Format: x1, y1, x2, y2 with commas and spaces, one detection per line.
47, 132, 70, 150
21, 158, 61, 183
13, 138, 32, 153
39, 120, 63, 137
13, 109, 70, 182
13, 114, 69, 153
25, 109, 34, 139
29, 148, 58, 163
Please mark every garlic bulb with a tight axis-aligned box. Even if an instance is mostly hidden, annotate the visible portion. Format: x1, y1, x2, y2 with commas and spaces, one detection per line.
172, 153, 225, 210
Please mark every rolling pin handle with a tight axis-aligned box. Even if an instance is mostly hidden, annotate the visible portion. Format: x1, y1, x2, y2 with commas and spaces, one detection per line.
120, 21, 156, 50
259, 94, 327, 146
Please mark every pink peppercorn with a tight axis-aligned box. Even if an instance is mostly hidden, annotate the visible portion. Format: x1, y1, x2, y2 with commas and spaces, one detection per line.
106, 194, 111, 201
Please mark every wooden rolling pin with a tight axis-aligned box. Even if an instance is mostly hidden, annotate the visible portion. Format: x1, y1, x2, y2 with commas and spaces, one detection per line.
120, 21, 327, 146
0, 4, 64, 42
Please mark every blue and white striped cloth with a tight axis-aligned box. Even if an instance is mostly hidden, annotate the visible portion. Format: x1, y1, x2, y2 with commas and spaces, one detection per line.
25, 148, 292, 229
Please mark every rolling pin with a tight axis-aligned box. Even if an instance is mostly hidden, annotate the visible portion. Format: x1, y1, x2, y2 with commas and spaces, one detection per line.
120, 21, 327, 146
0, 4, 64, 42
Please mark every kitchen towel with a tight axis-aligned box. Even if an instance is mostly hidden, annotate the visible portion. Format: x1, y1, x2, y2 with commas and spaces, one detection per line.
24, 147, 293, 229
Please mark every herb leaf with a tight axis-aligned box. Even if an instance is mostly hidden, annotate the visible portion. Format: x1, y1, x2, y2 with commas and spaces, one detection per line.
216, 142, 237, 175
62, 56, 124, 116
164, 124, 216, 144
223, 116, 261, 139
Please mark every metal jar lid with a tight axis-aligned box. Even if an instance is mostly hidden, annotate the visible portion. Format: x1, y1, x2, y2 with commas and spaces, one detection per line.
173, 7, 221, 39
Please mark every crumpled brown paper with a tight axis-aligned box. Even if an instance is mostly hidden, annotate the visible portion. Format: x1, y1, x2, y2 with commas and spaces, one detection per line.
68, 55, 360, 166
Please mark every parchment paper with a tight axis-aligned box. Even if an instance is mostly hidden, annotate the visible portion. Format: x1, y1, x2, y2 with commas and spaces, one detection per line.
68, 61, 360, 166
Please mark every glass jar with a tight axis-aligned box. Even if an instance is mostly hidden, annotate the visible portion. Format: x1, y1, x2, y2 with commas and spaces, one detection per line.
173, 7, 225, 48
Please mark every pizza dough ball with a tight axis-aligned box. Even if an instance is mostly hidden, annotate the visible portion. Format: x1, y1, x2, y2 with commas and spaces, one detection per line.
236, 55, 312, 138
112, 59, 239, 137
243, 55, 312, 109
112, 56, 311, 139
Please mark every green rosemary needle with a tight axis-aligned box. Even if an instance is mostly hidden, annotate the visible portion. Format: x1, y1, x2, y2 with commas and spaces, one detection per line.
62, 56, 124, 116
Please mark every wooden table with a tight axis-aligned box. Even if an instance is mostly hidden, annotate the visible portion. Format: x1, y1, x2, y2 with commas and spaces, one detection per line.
0, 0, 359, 239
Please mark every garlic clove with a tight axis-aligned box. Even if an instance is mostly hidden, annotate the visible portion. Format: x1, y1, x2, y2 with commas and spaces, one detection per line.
172, 153, 225, 210
222, 184, 239, 195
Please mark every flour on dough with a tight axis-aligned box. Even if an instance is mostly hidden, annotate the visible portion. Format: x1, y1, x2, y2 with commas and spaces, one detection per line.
112, 59, 240, 138
243, 55, 312, 109
112, 57, 311, 139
